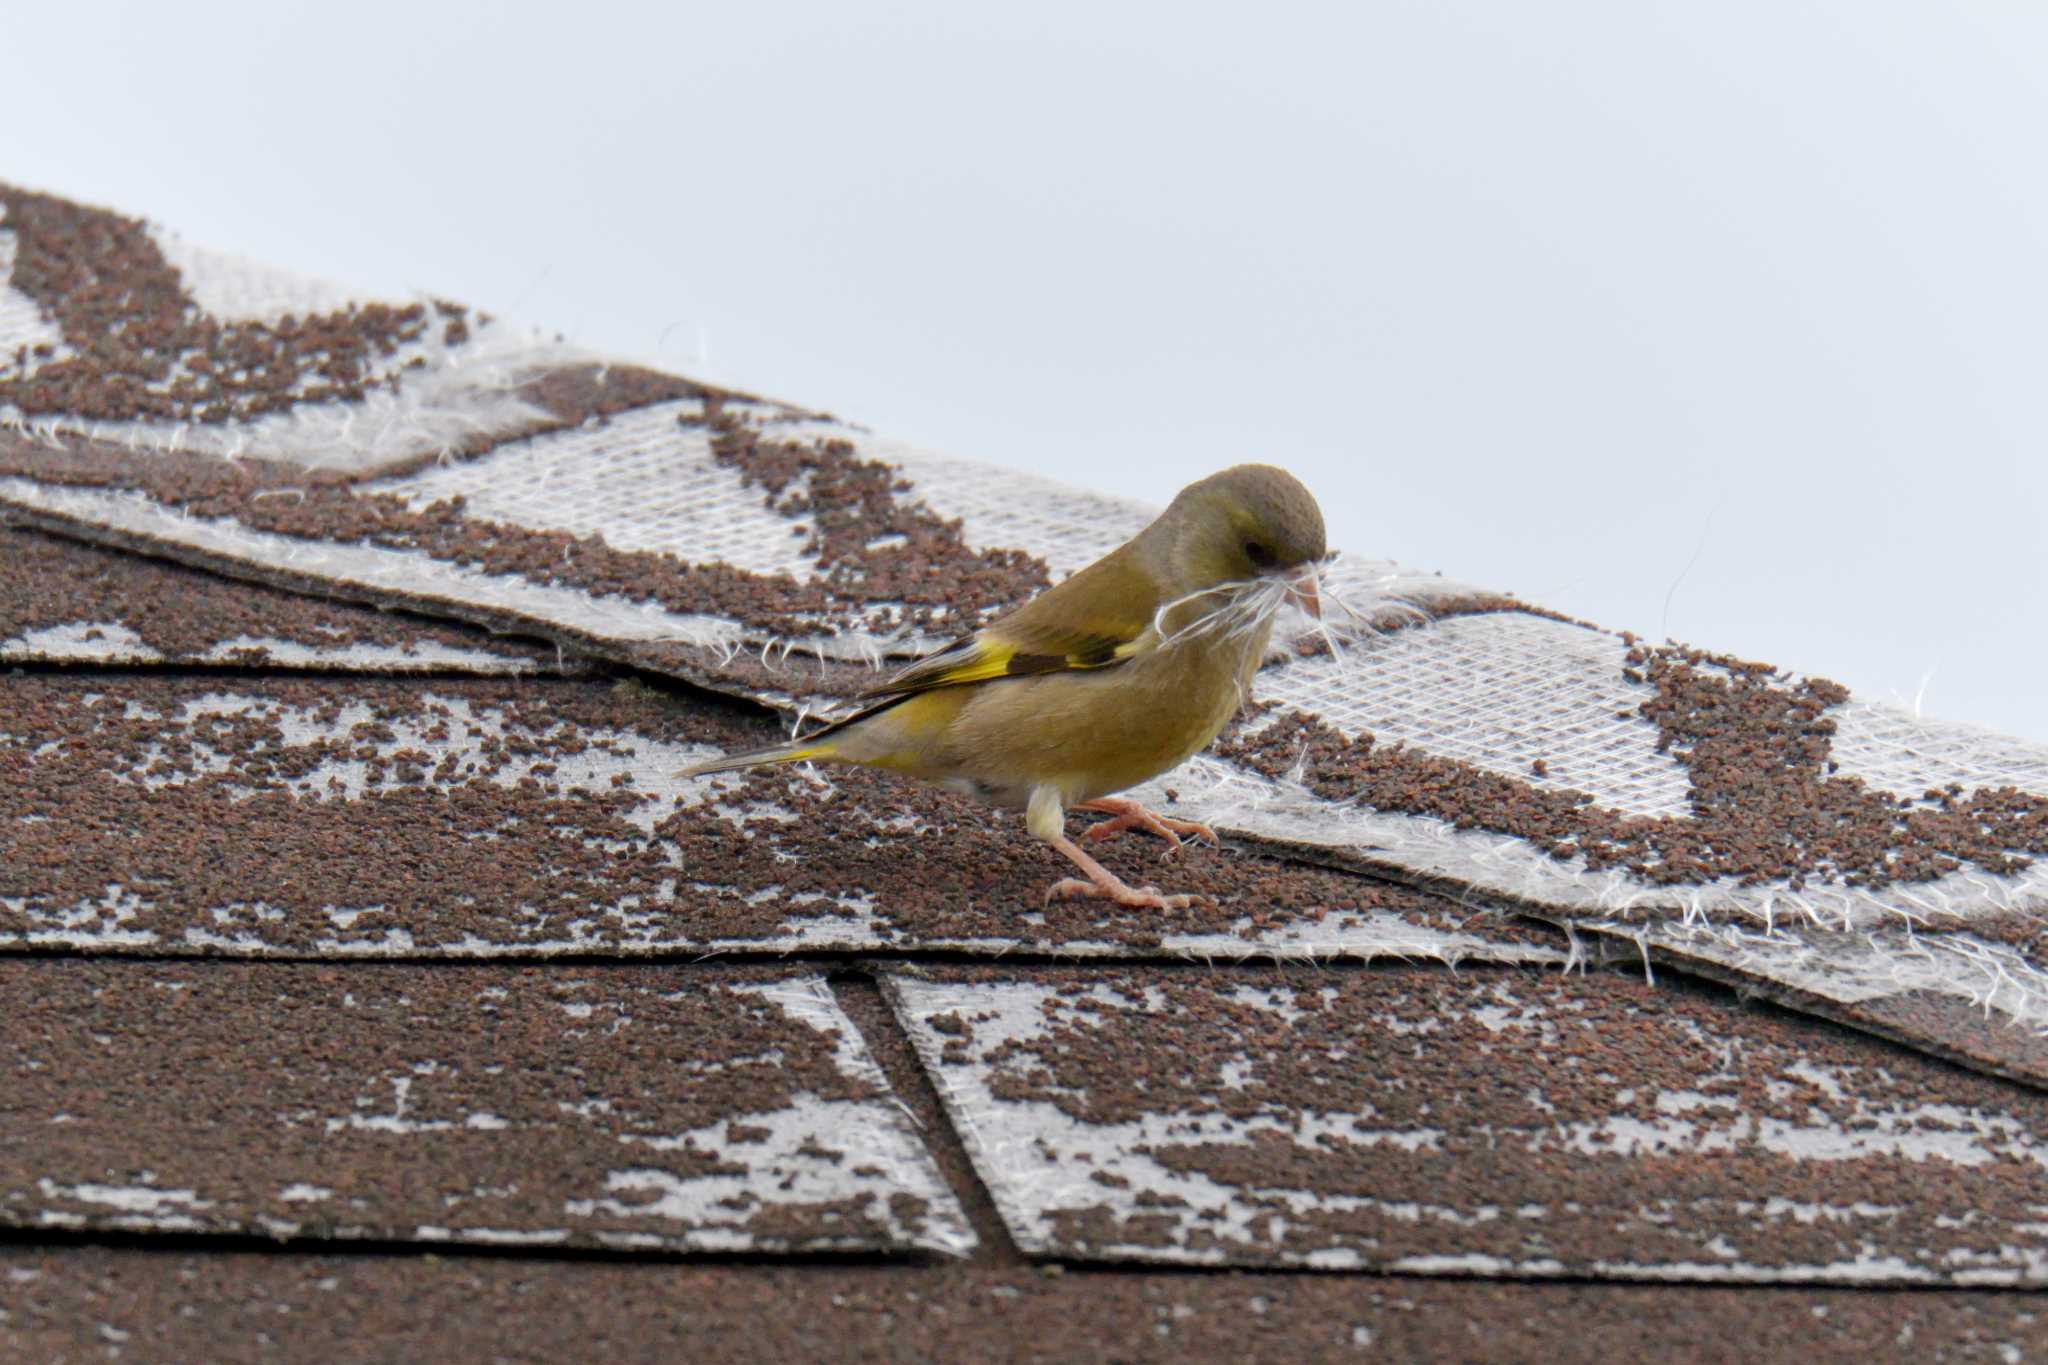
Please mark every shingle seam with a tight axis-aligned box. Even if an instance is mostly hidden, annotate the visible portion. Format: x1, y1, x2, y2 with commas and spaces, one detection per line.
828, 973, 1026, 1266
1605, 935, 2048, 1094
0, 945, 1568, 971
0, 659, 581, 683
21, 1226, 2048, 1293
0, 1226, 955, 1270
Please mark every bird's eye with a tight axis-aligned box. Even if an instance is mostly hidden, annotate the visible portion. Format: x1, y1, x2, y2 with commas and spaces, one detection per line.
1244, 541, 1276, 569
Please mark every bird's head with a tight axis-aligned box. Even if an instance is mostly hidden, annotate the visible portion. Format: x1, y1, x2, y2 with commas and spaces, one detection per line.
1158, 464, 1328, 619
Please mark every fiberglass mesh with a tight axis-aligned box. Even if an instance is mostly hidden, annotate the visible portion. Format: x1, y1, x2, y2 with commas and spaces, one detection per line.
1256, 613, 1694, 819
375, 400, 828, 578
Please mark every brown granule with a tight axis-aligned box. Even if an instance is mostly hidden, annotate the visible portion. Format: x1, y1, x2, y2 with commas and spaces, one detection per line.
8, 1249, 2048, 1364
508, 361, 712, 435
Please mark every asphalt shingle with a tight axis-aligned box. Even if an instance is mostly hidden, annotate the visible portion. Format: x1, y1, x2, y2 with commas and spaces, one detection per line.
891, 965, 2048, 1281
0, 961, 971, 1256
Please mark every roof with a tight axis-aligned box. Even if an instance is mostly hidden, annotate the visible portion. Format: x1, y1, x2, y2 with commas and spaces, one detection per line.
4, 181, 2048, 1359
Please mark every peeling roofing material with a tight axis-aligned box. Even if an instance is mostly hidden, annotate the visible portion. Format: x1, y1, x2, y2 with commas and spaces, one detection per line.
7, 180, 2048, 1061
6, 182, 2048, 1355
0, 183, 700, 464
1, 961, 970, 1256
891, 964, 2048, 1283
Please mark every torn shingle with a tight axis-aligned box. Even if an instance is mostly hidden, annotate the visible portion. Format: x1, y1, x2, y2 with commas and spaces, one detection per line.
0, 526, 577, 674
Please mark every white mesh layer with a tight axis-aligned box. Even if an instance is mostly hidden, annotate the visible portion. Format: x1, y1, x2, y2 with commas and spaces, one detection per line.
1, 321, 575, 475
193, 636, 557, 674
377, 400, 820, 577
1828, 699, 2048, 802
148, 227, 381, 325
0, 621, 162, 664
0, 619, 562, 675
2, 203, 576, 473
1257, 613, 1694, 819
1598, 922, 2048, 1036
0, 477, 770, 657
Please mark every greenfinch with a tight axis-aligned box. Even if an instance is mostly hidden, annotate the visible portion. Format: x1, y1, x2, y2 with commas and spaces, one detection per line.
679, 464, 1328, 910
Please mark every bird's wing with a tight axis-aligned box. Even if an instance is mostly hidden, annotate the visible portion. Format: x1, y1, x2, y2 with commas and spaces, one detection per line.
860, 554, 1160, 699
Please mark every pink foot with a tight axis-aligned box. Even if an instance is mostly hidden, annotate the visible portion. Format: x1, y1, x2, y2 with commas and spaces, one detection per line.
1076, 797, 1219, 855
1042, 831, 1200, 910
1045, 876, 1195, 911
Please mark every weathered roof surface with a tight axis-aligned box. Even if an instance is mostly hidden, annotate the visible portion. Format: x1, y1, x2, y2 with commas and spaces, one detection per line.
891, 964, 2048, 1282
5, 182, 2048, 1356
2, 961, 970, 1256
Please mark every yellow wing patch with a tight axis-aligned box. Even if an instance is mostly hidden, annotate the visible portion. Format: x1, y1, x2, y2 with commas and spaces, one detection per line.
861, 632, 1133, 699
879, 637, 1019, 693
861, 547, 1162, 700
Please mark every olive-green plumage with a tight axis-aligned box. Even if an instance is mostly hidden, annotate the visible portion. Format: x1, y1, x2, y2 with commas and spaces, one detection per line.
680, 464, 1328, 909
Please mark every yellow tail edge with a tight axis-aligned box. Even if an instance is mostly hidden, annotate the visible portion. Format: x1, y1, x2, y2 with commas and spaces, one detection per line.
676, 742, 836, 779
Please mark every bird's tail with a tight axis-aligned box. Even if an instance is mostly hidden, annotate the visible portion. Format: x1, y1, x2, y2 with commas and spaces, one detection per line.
675, 739, 839, 779
677, 694, 903, 779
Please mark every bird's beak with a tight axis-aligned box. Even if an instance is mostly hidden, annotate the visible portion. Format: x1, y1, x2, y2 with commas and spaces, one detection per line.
1284, 568, 1321, 620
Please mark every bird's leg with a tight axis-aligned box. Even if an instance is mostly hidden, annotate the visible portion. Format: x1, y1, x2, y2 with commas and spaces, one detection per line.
1027, 784, 1198, 910
1043, 832, 1197, 911
1076, 797, 1220, 856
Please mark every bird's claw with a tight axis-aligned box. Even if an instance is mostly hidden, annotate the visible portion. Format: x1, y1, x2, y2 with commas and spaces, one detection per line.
1044, 876, 1196, 911
1078, 801, 1221, 853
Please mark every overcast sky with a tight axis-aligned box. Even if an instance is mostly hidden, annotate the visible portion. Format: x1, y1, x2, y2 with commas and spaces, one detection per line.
5, 2, 2043, 741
